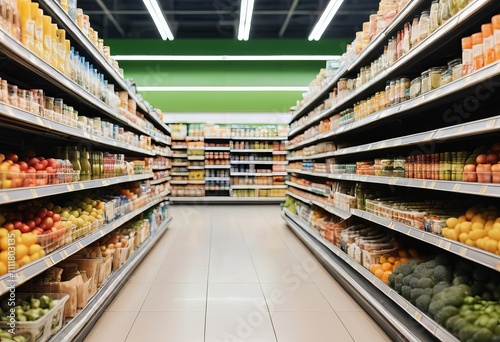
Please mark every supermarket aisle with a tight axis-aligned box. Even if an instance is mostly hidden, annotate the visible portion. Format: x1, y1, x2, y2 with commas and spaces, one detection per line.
84, 205, 391, 342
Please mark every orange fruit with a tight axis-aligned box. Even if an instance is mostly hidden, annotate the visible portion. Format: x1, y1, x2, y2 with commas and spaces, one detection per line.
398, 250, 409, 258
399, 257, 411, 264
15, 244, 28, 260
393, 261, 401, 267
381, 262, 393, 271
408, 248, 419, 258
374, 268, 384, 279
379, 256, 387, 264
382, 271, 392, 285
485, 239, 498, 254
370, 264, 382, 274
387, 256, 396, 264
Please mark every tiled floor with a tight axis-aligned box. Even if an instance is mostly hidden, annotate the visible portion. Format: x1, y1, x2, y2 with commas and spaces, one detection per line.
84, 205, 391, 342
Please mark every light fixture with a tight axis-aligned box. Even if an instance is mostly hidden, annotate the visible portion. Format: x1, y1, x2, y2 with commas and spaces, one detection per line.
142, 0, 174, 40
112, 55, 341, 61
308, 0, 345, 41
137, 86, 309, 92
238, 0, 255, 41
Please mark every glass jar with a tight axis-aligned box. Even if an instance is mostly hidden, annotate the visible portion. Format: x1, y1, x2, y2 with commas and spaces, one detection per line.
430, 1, 439, 33
472, 32, 484, 72
400, 77, 410, 102
402, 23, 411, 55
429, 67, 446, 90
419, 11, 431, 42
421, 70, 431, 94
439, 0, 450, 25
411, 16, 420, 47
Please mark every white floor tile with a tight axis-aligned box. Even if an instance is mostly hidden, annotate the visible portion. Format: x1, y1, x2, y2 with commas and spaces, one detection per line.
126, 312, 205, 342
210, 251, 254, 266
207, 283, 266, 312
209, 266, 259, 284
261, 283, 332, 312
142, 283, 207, 311
84, 311, 137, 342
105, 282, 152, 312
155, 264, 209, 283
205, 310, 277, 342
337, 311, 391, 342
254, 263, 312, 284
314, 281, 362, 312
127, 261, 162, 283
271, 311, 354, 342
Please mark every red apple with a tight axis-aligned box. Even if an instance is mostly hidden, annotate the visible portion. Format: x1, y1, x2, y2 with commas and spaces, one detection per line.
3, 222, 14, 231
487, 153, 499, 164
52, 213, 61, 222
46, 211, 54, 218
24, 213, 34, 220
17, 161, 28, 171
476, 154, 488, 164
32, 228, 44, 235
5, 153, 18, 163
37, 208, 48, 218
22, 178, 35, 187
13, 221, 23, 230
19, 224, 30, 233
34, 217, 41, 225
25, 220, 35, 229
38, 223, 46, 230
42, 217, 53, 229
27, 157, 39, 168
46, 158, 56, 167
35, 162, 47, 171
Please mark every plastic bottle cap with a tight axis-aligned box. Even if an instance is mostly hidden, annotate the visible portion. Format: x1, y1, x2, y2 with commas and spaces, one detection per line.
462, 36, 472, 49
482, 23, 493, 37
472, 32, 483, 45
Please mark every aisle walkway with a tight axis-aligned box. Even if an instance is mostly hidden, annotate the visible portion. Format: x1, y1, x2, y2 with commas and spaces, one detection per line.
84, 205, 391, 342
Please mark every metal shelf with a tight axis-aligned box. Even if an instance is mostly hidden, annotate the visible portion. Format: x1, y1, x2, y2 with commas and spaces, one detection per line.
205, 177, 230, 181
172, 154, 188, 158
285, 181, 329, 197
230, 160, 288, 165
187, 166, 205, 170
204, 136, 230, 140
0, 27, 152, 137
0, 102, 154, 157
285, 191, 350, 219
170, 180, 188, 185
187, 156, 205, 161
231, 185, 287, 190
289, 0, 427, 124
231, 173, 274, 177
231, 149, 274, 153
188, 180, 206, 184
205, 165, 231, 169
231, 136, 288, 141
171, 145, 188, 150
287, 169, 500, 198
170, 196, 286, 203
48, 215, 172, 341
152, 165, 171, 171
0, 174, 153, 205
351, 209, 500, 272
283, 209, 458, 342
205, 146, 230, 151
0, 194, 168, 296
187, 146, 205, 150
171, 172, 189, 176
273, 172, 288, 176
288, 114, 500, 158
171, 162, 188, 167
150, 176, 171, 185
272, 151, 288, 155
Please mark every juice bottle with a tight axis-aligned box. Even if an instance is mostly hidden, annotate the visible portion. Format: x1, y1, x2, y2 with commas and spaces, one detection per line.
79, 146, 91, 181
493, 15, 500, 62
18, 0, 34, 50
33, 8, 43, 58
482, 24, 495, 66
472, 32, 484, 72
56, 29, 66, 73
42, 15, 51, 64
50, 23, 58, 69
29, 2, 38, 52
461, 36, 472, 75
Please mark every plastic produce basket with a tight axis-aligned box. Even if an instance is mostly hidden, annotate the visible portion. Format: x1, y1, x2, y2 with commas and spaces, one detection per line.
37, 225, 73, 254
71, 222, 91, 241
0, 293, 69, 342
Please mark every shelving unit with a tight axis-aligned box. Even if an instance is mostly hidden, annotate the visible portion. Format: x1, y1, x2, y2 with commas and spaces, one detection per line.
283, 1, 500, 340
0, 3, 173, 340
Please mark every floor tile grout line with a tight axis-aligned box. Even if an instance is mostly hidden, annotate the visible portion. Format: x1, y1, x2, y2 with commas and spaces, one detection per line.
122, 311, 141, 342
203, 207, 214, 342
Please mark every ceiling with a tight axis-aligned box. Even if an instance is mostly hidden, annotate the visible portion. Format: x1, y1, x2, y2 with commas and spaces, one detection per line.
78, 0, 380, 40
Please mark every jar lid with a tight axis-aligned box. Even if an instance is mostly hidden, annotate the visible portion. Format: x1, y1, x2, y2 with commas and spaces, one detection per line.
448, 58, 462, 68
421, 70, 430, 77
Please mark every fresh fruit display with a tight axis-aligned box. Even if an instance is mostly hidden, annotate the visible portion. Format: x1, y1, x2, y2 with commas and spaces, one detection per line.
0, 328, 28, 342
0, 295, 56, 322
463, 143, 500, 183
442, 205, 500, 254
369, 248, 415, 285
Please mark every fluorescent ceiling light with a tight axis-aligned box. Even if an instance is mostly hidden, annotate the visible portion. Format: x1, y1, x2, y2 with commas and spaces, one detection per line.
142, 0, 174, 40
112, 55, 341, 61
137, 86, 309, 92
308, 0, 345, 41
238, 0, 255, 41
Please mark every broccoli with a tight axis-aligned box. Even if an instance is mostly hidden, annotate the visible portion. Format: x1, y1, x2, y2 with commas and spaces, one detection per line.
394, 263, 412, 277
445, 315, 461, 331
411, 288, 425, 303
423, 260, 439, 269
459, 324, 481, 341
453, 275, 472, 286
433, 265, 453, 283
429, 299, 446, 317
394, 274, 404, 287
388, 272, 397, 287
416, 294, 432, 313
403, 274, 413, 286
410, 278, 419, 288
417, 277, 434, 289
423, 288, 433, 297
413, 264, 433, 279
401, 285, 412, 300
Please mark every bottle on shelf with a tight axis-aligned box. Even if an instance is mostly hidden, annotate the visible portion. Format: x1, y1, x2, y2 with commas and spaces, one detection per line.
68, 145, 81, 181
79, 146, 91, 181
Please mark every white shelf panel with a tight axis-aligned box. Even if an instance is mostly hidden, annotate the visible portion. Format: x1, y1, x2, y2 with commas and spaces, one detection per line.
172, 154, 188, 158
285, 181, 329, 197
231, 160, 288, 165
150, 176, 171, 185
188, 180, 206, 184
0, 102, 154, 156
231, 136, 288, 141
0, 194, 168, 296
285, 191, 350, 219
231, 173, 274, 177
171, 172, 189, 176
186, 136, 204, 141
187, 166, 205, 170
0, 174, 153, 205
231, 149, 274, 153
170, 180, 188, 185
205, 146, 231, 151
231, 185, 287, 190
187, 146, 205, 150
351, 209, 500, 272
282, 209, 458, 342
48, 215, 172, 341
171, 162, 188, 167
171, 145, 188, 150
204, 136, 230, 140
187, 156, 205, 160
273, 172, 288, 176
272, 151, 288, 155
152, 165, 171, 171
205, 165, 231, 169
171, 196, 286, 203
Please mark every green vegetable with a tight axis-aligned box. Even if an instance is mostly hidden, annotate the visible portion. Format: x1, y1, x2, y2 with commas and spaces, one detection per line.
0, 331, 13, 339
435, 306, 459, 325
452, 317, 467, 334
470, 327, 493, 342
433, 282, 449, 296
474, 314, 491, 327
445, 315, 461, 331
433, 265, 452, 283
16, 314, 26, 322
459, 324, 481, 341
410, 278, 419, 288
30, 298, 40, 309
395, 263, 412, 277
25, 309, 40, 321
402, 274, 412, 286
464, 296, 477, 305
416, 295, 431, 312
417, 278, 434, 289
410, 288, 425, 303
13, 336, 27, 342
20, 301, 29, 312
401, 286, 411, 300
